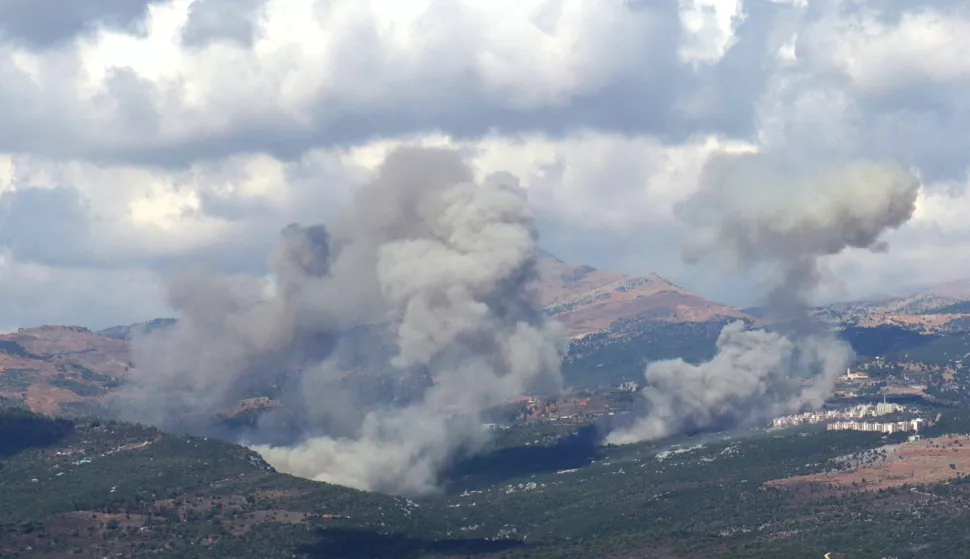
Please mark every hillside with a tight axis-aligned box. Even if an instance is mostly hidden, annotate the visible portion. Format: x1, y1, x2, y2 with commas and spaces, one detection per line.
10, 407, 970, 558
0, 253, 752, 416
0, 409, 471, 559
0, 326, 130, 416
101, 254, 751, 340
813, 278, 970, 334
98, 318, 178, 340
532, 251, 750, 337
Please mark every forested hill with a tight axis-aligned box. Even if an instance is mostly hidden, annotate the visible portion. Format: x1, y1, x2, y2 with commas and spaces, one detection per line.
0, 408, 485, 559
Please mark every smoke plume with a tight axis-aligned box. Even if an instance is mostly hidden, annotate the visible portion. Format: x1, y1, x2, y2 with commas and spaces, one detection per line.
118, 146, 565, 495
607, 154, 920, 444
678, 155, 921, 322
118, 221, 342, 432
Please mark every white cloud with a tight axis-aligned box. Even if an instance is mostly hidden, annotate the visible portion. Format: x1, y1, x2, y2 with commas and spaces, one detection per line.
472, 133, 758, 229
1, 132, 749, 268
1, 0, 970, 327
806, 8, 970, 94
678, 0, 745, 65
24, 0, 668, 161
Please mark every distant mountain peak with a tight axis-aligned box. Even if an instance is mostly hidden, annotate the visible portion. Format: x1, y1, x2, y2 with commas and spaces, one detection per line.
535, 247, 565, 263
530, 254, 749, 337
99, 318, 178, 340
813, 276, 970, 334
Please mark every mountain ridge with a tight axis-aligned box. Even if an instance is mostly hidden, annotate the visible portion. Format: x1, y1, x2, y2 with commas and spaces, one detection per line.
532, 251, 751, 337
0, 252, 746, 416
812, 280, 970, 334
7, 253, 970, 416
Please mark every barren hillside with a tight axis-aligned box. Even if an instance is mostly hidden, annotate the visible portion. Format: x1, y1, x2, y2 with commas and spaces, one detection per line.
813, 278, 970, 334
0, 326, 130, 415
532, 252, 750, 337
767, 435, 970, 493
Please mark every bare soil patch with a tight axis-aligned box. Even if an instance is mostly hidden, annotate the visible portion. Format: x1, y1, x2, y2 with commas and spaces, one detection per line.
767, 435, 970, 492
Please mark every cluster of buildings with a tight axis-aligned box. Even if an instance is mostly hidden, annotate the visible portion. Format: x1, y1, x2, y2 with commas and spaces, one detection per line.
617, 381, 639, 393
826, 418, 923, 434
771, 401, 905, 429
841, 369, 871, 382
516, 394, 608, 421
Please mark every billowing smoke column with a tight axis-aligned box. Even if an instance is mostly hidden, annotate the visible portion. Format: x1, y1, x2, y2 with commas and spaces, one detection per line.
119, 221, 341, 432
120, 147, 565, 495
607, 154, 920, 445
255, 149, 565, 494
678, 155, 922, 323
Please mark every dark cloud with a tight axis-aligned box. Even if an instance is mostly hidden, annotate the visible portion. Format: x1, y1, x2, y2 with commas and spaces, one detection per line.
181, 0, 266, 48
0, 0, 961, 189
856, 103, 970, 184
0, 0, 968, 334
0, 186, 92, 265
0, 2, 742, 168
0, 0, 155, 49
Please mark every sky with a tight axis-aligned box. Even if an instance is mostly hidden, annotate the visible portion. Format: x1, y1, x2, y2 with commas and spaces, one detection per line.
1, 0, 969, 331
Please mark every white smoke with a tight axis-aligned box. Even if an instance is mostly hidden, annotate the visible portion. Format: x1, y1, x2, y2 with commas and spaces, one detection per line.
608, 154, 920, 445
121, 146, 565, 495
607, 321, 853, 444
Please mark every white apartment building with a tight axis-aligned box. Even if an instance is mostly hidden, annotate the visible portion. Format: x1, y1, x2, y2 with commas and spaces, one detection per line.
826, 418, 923, 434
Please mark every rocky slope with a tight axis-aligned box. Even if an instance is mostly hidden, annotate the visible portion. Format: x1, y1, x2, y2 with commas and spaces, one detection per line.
532, 251, 750, 337
813, 279, 970, 334
0, 326, 130, 415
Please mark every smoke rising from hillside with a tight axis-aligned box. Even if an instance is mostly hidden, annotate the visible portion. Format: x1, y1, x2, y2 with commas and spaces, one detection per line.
609, 322, 793, 444
608, 155, 920, 444
678, 156, 921, 322
119, 221, 343, 431
120, 147, 565, 495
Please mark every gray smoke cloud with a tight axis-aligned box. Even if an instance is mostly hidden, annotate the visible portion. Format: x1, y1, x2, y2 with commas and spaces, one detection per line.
255, 150, 565, 495
117, 220, 343, 432
608, 154, 920, 445
119, 146, 565, 495
679, 155, 922, 322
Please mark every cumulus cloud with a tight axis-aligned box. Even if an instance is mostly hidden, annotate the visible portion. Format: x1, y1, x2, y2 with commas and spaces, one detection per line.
0, 0, 968, 327
0, 0, 154, 49
180, 0, 266, 47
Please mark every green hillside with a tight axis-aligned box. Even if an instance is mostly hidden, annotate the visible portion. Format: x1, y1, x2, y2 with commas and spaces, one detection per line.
10, 405, 970, 558
563, 321, 725, 388
0, 409, 474, 558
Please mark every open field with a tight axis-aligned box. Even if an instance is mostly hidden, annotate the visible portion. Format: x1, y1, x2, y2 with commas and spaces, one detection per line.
767, 435, 970, 492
